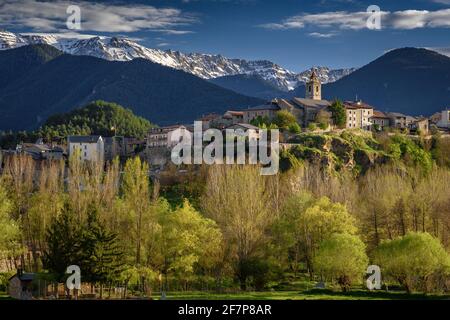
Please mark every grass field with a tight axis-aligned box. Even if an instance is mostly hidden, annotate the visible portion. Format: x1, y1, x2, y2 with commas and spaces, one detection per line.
164, 289, 449, 300
1, 279, 449, 301
0, 289, 448, 300
0, 292, 11, 300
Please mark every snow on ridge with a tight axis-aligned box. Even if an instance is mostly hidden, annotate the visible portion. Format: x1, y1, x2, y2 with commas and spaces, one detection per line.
0, 30, 355, 91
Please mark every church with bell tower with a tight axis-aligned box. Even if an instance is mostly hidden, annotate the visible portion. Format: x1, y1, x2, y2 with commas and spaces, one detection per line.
305, 70, 321, 100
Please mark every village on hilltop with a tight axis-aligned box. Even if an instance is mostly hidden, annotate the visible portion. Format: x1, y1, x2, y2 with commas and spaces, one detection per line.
1, 71, 449, 171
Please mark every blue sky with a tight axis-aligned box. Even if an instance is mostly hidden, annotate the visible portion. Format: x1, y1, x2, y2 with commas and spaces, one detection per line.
1, 0, 450, 71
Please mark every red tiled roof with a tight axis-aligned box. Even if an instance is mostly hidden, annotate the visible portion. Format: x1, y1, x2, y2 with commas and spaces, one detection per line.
344, 101, 374, 110
372, 110, 389, 118
198, 113, 220, 121
226, 111, 244, 116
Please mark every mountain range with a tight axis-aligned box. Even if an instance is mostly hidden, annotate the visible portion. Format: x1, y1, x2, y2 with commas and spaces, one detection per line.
0, 44, 263, 131
0, 30, 449, 131
321, 48, 450, 116
209, 74, 289, 100
0, 30, 354, 92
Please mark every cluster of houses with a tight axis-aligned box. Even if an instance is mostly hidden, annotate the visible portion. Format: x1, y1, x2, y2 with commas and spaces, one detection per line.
195, 71, 433, 134
1, 71, 449, 170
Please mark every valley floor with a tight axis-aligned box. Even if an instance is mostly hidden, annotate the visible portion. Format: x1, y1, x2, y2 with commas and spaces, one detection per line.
1, 290, 448, 300
165, 290, 449, 300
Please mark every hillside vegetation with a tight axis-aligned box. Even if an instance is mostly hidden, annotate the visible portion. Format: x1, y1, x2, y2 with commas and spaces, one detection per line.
0, 101, 154, 148
281, 130, 434, 174
38, 100, 154, 139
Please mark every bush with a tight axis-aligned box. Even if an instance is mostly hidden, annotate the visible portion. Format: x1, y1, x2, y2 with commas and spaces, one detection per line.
431, 136, 450, 168
237, 258, 271, 291
288, 123, 301, 134
374, 232, 450, 293
308, 123, 317, 131
387, 135, 433, 171
0, 271, 15, 292
372, 124, 381, 132
314, 233, 368, 292
274, 110, 298, 130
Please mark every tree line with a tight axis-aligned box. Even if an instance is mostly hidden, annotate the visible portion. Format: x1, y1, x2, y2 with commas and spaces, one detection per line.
0, 143, 449, 296
0, 101, 154, 149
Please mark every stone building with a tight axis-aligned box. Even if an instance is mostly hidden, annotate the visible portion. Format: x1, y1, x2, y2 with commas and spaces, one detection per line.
103, 136, 125, 162
146, 125, 191, 149
146, 125, 192, 168
343, 101, 374, 130
387, 112, 409, 129
409, 118, 429, 134
371, 110, 390, 130
305, 70, 322, 100
8, 270, 35, 300
242, 103, 281, 124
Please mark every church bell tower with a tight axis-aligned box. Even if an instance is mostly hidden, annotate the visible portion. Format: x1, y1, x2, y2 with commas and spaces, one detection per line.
305, 70, 321, 100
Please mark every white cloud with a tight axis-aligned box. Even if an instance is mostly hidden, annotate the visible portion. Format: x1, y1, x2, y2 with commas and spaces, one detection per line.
308, 32, 338, 38
259, 11, 383, 30
389, 10, 429, 29
259, 9, 450, 31
156, 29, 195, 35
0, 0, 198, 33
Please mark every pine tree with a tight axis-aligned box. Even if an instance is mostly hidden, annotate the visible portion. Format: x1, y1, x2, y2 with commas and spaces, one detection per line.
80, 207, 125, 298
43, 204, 82, 282
329, 99, 347, 128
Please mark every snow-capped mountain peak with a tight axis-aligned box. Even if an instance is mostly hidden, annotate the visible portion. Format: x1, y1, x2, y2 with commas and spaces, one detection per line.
0, 30, 355, 91
0, 30, 28, 49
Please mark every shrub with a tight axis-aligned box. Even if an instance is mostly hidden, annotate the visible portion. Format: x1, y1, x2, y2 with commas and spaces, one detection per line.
274, 110, 298, 130
387, 135, 433, 171
314, 233, 368, 292
0, 271, 15, 292
374, 232, 450, 293
318, 122, 328, 130
237, 258, 271, 291
288, 122, 301, 134
308, 123, 317, 131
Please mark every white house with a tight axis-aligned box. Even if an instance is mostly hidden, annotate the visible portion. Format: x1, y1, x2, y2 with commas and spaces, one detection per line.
437, 109, 450, 128
68, 135, 104, 163
344, 101, 374, 130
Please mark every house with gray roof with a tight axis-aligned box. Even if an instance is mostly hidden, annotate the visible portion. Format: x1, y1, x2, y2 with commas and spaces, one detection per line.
68, 135, 104, 163
8, 270, 36, 300
387, 112, 409, 128
242, 103, 281, 124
